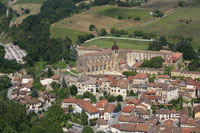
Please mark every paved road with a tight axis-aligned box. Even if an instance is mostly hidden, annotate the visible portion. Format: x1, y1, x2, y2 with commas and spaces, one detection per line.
85, 36, 154, 43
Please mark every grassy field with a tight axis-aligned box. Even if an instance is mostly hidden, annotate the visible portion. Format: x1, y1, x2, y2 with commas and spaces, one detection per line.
83, 38, 149, 50
129, 0, 200, 49
50, 27, 89, 43
95, 6, 152, 21
11, 4, 41, 25
0, 0, 9, 3
15, 0, 46, 4
50, 6, 153, 43
139, 0, 181, 11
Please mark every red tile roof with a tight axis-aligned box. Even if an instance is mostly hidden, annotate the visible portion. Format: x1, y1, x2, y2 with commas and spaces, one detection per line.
157, 75, 170, 79
127, 99, 140, 105
96, 100, 108, 108
104, 104, 115, 113
51, 74, 60, 80
132, 62, 142, 68
134, 73, 147, 79
122, 106, 135, 113
62, 98, 99, 114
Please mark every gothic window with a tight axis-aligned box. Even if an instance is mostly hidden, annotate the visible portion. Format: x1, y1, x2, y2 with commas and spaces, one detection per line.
96, 66, 98, 71
92, 67, 94, 71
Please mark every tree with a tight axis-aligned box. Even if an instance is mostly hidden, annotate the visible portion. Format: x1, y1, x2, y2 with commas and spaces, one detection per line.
89, 24, 96, 31
118, 16, 123, 20
25, 9, 30, 14
0, 75, 11, 92
47, 68, 53, 78
116, 95, 123, 102
31, 88, 38, 97
62, 77, 67, 88
108, 95, 116, 102
148, 40, 162, 51
99, 28, 107, 36
114, 102, 121, 112
31, 126, 47, 133
153, 10, 164, 17
178, 1, 185, 7
129, 90, 134, 96
70, 45, 78, 61
141, 56, 163, 68
70, 85, 78, 96
159, 36, 167, 46
82, 126, 94, 133
68, 105, 73, 112
122, 71, 137, 77
89, 119, 97, 126
81, 110, 88, 126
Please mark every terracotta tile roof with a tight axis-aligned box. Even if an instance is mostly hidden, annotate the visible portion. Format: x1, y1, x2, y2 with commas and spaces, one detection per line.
23, 95, 32, 100
132, 62, 142, 68
181, 127, 200, 133
62, 98, 99, 114
104, 104, 115, 113
127, 99, 140, 105
96, 100, 108, 108
112, 124, 149, 132
118, 116, 145, 123
147, 83, 169, 90
157, 75, 170, 79
122, 106, 135, 113
119, 60, 126, 64
21, 80, 33, 88
128, 76, 135, 81
180, 116, 195, 126
26, 99, 39, 104
194, 105, 200, 114
164, 120, 173, 127
170, 80, 180, 86
110, 79, 129, 88
145, 91, 156, 95
156, 109, 171, 114
96, 119, 107, 125
134, 73, 147, 79
50, 74, 60, 80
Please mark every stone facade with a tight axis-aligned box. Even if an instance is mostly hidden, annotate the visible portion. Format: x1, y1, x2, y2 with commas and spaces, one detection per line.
77, 42, 183, 75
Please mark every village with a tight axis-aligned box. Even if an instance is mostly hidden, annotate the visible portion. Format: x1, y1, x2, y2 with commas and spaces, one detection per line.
4, 42, 200, 133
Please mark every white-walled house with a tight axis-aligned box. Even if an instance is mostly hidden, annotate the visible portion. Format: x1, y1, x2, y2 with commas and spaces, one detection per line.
62, 98, 99, 119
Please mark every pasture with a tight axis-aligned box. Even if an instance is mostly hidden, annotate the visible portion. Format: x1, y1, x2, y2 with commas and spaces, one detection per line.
15, 0, 46, 4
50, 6, 152, 42
83, 38, 149, 50
129, 0, 200, 49
11, 4, 41, 25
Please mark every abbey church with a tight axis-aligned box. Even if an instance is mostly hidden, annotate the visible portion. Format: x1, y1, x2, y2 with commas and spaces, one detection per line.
77, 42, 183, 75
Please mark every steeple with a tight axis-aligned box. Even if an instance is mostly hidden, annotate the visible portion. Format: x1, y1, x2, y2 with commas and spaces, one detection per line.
112, 40, 119, 50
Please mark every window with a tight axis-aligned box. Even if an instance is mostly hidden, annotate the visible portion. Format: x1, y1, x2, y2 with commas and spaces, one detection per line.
92, 67, 94, 71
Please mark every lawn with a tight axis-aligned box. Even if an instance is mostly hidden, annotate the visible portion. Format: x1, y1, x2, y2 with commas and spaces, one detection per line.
11, 4, 41, 25
50, 26, 89, 43
129, 0, 200, 49
15, 0, 46, 4
83, 38, 149, 50
95, 6, 152, 21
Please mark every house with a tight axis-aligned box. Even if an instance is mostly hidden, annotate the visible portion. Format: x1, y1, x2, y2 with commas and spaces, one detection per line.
155, 109, 171, 120
111, 124, 149, 133
50, 74, 60, 82
122, 106, 135, 116
118, 116, 145, 124
49, 93, 57, 102
133, 107, 151, 120
61, 98, 99, 119
96, 119, 108, 131
132, 73, 148, 84
194, 105, 200, 119
110, 79, 129, 99
180, 116, 196, 128
156, 75, 170, 83
96, 100, 108, 111
100, 104, 115, 121
77, 76, 97, 95
26, 99, 41, 112
131, 84, 147, 94
126, 99, 140, 106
